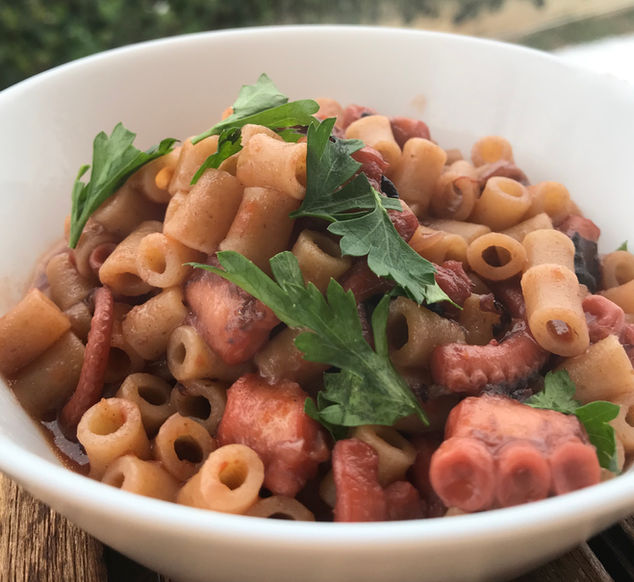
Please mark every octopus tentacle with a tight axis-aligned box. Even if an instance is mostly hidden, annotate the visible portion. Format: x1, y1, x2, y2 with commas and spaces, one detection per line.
429, 394, 600, 512
59, 286, 114, 440
430, 320, 549, 395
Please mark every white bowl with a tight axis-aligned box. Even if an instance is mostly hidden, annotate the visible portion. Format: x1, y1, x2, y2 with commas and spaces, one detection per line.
1, 25, 633, 582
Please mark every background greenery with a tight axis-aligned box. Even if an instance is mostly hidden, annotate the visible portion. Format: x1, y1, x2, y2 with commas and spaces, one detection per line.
0, 0, 545, 90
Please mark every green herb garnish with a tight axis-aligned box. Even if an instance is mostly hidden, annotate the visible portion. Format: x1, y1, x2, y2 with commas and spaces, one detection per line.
617, 241, 628, 252
190, 73, 319, 183
291, 118, 451, 306
69, 123, 176, 248
526, 370, 620, 472
190, 250, 427, 437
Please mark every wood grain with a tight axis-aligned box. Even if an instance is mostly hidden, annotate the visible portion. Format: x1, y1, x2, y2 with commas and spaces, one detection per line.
0, 472, 625, 582
0, 474, 107, 582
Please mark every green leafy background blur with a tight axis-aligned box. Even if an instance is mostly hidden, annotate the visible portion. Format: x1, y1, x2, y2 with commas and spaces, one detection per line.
3, 0, 634, 90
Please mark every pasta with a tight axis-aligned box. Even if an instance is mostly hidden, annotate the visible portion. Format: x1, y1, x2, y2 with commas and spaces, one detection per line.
1, 80, 630, 524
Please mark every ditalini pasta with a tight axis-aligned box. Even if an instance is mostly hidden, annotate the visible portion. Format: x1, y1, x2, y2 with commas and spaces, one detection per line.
0, 75, 631, 522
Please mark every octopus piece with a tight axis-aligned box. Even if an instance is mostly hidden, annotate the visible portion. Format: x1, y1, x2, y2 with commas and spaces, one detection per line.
217, 374, 330, 497
332, 438, 425, 522
387, 199, 419, 242
352, 145, 388, 191
390, 117, 431, 148
582, 294, 625, 343
490, 278, 525, 319
430, 320, 549, 395
58, 286, 114, 440
185, 265, 279, 365
557, 215, 601, 291
429, 394, 601, 512
340, 104, 377, 129
433, 260, 473, 308
557, 215, 601, 242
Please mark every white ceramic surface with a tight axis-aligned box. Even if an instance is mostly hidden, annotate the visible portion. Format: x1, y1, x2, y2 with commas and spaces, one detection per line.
0, 26, 633, 582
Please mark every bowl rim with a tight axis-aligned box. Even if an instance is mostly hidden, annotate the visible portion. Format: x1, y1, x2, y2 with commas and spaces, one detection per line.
0, 24, 633, 548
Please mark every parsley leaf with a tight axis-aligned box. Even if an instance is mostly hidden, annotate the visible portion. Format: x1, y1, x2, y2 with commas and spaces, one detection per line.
525, 369, 579, 414
69, 123, 177, 248
190, 127, 243, 184
617, 241, 628, 251
290, 118, 450, 306
526, 370, 620, 472
190, 251, 427, 435
190, 74, 319, 182
575, 401, 620, 473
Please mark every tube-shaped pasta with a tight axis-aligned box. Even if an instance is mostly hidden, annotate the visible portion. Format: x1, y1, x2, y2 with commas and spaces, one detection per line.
471, 177, 531, 231
246, 496, 315, 521
523, 229, 575, 272
470, 135, 514, 167
116, 373, 174, 436
344, 115, 401, 168
219, 187, 300, 272
99, 221, 162, 296
136, 232, 204, 288
558, 335, 634, 402
46, 252, 93, 310
0, 288, 71, 376
525, 181, 572, 224
154, 413, 217, 481
610, 392, 634, 454
425, 219, 491, 243
102, 455, 180, 501
92, 182, 163, 238
601, 251, 634, 289
467, 233, 527, 281
128, 148, 180, 204
236, 133, 307, 199
72, 219, 119, 280
104, 303, 145, 384
315, 97, 343, 124
521, 264, 589, 357
601, 280, 634, 314
177, 444, 264, 514
166, 325, 249, 383
254, 326, 327, 385
10, 331, 84, 418
170, 379, 227, 436
121, 287, 187, 360
390, 138, 447, 214
291, 230, 352, 292
168, 136, 220, 195
163, 168, 244, 254
64, 301, 92, 341
430, 169, 479, 221
458, 294, 502, 346
386, 296, 466, 368
77, 398, 151, 480
501, 213, 553, 243
351, 425, 416, 486
409, 225, 468, 264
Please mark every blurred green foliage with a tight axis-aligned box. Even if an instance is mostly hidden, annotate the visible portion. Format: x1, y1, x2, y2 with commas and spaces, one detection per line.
0, 0, 543, 90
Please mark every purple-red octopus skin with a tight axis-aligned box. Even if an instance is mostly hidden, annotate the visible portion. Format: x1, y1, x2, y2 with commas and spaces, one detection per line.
430, 320, 549, 395
59, 286, 114, 440
429, 394, 600, 512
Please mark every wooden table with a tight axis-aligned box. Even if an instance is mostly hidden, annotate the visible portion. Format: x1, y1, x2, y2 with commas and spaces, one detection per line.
1, 472, 631, 582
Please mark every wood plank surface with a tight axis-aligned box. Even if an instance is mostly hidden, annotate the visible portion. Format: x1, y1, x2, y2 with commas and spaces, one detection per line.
0, 473, 626, 582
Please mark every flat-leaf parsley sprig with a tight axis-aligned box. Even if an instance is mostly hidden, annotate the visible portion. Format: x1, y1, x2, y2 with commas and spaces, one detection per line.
69, 123, 177, 248
190, 251, 428, 436
291, 118, 451, 306
526, 370, 620, 472
190, 73, 319, 183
